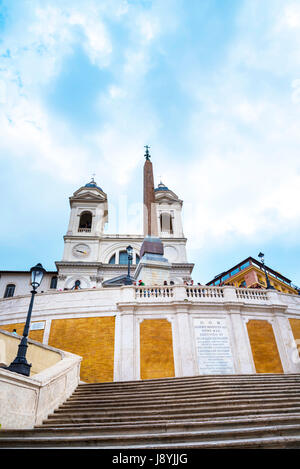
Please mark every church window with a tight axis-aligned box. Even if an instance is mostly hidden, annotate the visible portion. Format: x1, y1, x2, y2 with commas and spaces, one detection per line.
160, 212, 173, 234
78, 211, 92, 232
108, 250, 139, 265
119, 251, 128, 265
50, 276, 58, 289
4, 284, 15, 298
73, 280, 81, 290
109, 254, 116, 264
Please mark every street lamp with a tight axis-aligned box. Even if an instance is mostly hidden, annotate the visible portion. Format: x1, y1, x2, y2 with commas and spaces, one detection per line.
5, 263, 46, 376
124, 245, 133, 285
258, 252, 275, 290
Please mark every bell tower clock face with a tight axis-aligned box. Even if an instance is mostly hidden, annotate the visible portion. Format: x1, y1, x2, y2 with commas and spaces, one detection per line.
72, 243, 91, 259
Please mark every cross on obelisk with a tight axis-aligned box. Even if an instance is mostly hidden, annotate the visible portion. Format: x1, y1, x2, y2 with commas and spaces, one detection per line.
143, 145, 158, 237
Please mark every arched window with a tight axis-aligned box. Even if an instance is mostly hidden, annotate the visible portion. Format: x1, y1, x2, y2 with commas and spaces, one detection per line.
108, 251, 139, 264
109, 254, 116, 264
119, 251, 128, 265
73, 280, 81, 290
50, 276, 58, 289
4, 284, 15, 298
160, 212, 173, 234
78, 211, 92, 232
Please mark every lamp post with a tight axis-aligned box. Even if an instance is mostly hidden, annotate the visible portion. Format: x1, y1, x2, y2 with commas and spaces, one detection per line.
5, 263, 46, 376
124, 245, 133, 285
258, 252, 275, 290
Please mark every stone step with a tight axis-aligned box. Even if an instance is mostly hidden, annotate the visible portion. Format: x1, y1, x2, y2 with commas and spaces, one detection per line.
76, 375, 300, 391
4, 374, 300, 449
62, 392, 300, 408
1, 423, 300, 448
71, 385, 300, 401
34, 413, 300, 433
75, 382, 300, 394
77, 373, 300, 387
54, 396, 300, 415
42, 406, 300, 425
39, 410, 300, 428
74, 378, 300, 389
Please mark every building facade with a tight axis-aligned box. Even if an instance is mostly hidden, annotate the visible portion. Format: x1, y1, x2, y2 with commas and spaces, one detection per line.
1, 283, 300, 383
1, 161, 300, 384
0, 177, 193, 297
207, 257, 299, 295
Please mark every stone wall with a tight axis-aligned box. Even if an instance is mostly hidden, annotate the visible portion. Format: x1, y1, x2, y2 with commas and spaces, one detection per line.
1, 286, 300, 383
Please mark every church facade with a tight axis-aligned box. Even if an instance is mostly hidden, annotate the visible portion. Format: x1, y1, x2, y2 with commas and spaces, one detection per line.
1, 152, 300, 384
0, 174, 193, 297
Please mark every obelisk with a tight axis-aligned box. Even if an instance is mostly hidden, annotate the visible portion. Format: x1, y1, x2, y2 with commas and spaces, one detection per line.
143, 145, 158, 237
134, 146, 171, 284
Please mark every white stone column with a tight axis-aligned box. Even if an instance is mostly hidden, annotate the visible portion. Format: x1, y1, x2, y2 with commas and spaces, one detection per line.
273, 312, 300, 373
228, 309, 255, 374
265, 291, 295, 373
172, 285, 187, 301
43, 319, 52, 345
115, 308, 136, 382
175, 308, 197, 377
120, 285, 135, 302
223, 285, 238, 302
113, 313, 122, 382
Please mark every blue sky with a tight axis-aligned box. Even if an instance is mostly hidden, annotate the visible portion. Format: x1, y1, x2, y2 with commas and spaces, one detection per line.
0, 0, 300, 286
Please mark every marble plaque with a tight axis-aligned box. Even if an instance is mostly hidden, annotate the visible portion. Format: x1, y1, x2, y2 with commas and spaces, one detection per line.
30, 321, 45, 331
194, 318, 235, 374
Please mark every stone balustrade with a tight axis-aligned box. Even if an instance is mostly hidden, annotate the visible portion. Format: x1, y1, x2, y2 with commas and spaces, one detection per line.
235, 287, 269, 301
0, 285, 299, 315
134, 286, 174, 300
133, 285, 281, 304
185, 286, 224, 299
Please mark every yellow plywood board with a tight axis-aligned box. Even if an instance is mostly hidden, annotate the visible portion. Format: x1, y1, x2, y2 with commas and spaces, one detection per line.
140, 319, 175, 380
48, 316, 115, 383
247, 320, 283, 373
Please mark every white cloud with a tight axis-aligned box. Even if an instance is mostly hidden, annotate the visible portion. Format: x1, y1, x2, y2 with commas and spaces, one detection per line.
1, 0, 300, 253
282, 2, 300, 29
158, 0, 300, 250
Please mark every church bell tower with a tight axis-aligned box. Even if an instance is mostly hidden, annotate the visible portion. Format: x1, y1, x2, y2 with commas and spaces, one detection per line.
56, 178, 108, 290
62, 177, 108, 263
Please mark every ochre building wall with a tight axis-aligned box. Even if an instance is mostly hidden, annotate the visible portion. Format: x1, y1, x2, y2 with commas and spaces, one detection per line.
247, 320, 283, 373
4, 314, 300, 381
140, 319, 175, 380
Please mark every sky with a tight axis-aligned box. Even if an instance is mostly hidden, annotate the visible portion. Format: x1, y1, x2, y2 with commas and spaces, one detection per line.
0, 0, 300, 286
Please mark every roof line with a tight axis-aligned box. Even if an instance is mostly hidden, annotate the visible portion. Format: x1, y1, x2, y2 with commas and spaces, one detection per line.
206, 256, 291, 285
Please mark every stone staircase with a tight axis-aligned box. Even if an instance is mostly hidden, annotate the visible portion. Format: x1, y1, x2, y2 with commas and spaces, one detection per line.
2, 374, 300, 448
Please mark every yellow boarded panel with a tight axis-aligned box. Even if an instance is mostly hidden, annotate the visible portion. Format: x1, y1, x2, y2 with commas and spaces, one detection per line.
0, 322, 44, 343
48, 316, 115, 383
140, 319, 175, 380
247, 320, 283, 373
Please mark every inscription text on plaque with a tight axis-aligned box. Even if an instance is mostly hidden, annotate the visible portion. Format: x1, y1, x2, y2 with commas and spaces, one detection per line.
194, 318, 235, 374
